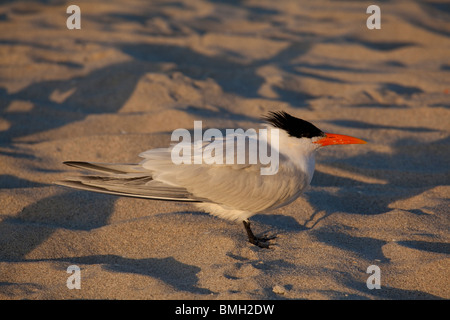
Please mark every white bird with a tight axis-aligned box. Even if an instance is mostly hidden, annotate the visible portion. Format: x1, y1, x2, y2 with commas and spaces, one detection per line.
57, 111, 366, 248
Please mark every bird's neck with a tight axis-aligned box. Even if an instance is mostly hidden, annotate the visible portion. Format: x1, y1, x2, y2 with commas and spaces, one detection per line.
277, 130, 318, 184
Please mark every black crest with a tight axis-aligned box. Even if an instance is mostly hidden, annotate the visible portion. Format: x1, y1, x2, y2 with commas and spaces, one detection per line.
263, 111, 325, 139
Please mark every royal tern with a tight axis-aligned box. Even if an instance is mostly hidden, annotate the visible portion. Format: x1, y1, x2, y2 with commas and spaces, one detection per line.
57, 111, 366, 248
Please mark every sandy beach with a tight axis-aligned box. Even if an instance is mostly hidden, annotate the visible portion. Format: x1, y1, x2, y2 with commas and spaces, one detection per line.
0, 0, 449, 300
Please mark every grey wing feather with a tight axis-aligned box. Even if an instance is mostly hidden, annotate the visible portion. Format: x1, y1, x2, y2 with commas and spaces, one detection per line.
140, 141, 307, 214
63, 161, 149, 174
57, 161, 203, 202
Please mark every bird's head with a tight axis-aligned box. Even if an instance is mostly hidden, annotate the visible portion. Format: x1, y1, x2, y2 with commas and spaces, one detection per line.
263, 111, 366, 148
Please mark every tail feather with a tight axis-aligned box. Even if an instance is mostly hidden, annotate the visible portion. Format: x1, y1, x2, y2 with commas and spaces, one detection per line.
63, 161, 148, 175
56, 161, 203, 202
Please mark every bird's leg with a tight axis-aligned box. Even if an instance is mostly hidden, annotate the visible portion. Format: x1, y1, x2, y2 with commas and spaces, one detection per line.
243, 219, 276, 249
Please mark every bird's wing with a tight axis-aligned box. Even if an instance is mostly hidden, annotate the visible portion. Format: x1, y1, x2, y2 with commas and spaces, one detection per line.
56, 161, 203, 202
140, 137, 308, 213
63, 161, 149, 175
58, 132, 309, 212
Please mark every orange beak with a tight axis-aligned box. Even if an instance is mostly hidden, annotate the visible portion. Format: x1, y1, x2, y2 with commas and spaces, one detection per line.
315, 133, 367, 147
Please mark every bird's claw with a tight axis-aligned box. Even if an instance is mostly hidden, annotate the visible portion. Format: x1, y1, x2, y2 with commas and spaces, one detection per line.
248, 235, 277, 249
243, 220, 276, 248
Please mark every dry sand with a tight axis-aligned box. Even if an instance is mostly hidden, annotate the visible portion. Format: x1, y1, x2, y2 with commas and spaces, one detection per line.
0, 0, 449, 300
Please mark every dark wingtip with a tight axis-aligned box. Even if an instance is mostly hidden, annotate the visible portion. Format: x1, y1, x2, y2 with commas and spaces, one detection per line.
63, 161, 84, 168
